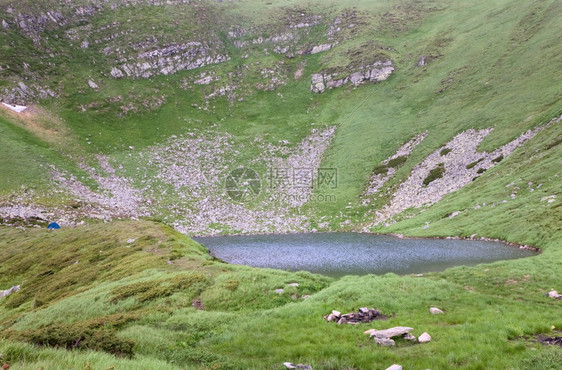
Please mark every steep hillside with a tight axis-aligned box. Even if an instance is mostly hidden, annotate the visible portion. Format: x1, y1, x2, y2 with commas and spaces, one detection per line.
1, 0, 558, 235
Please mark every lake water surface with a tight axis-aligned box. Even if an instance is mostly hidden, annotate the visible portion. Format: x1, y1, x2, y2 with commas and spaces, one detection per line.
194, 233, 536, 277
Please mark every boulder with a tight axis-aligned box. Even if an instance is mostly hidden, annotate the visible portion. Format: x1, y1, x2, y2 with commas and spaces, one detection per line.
386, 365, 402, 370
430, 307, 444, 314
418, 332, 431, 343
369, 326, 414, 339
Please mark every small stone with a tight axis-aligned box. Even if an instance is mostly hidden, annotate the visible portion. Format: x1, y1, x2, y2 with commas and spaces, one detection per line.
337, 317, 347, 325
418, 332, 432, 343
430, 307, 444, 314
88, 80, 99, 89
126, 238, 136, 244
288, 283, 299, 287
284, 363, 296, 369
386, 365, 403, 370
402, 333, 417, 341
275, 288, 284, 294
331, 310, 341, 317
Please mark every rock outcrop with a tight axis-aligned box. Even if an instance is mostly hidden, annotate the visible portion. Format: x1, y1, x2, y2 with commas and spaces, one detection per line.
310, 60, 394, 93
109, 42, 230, 79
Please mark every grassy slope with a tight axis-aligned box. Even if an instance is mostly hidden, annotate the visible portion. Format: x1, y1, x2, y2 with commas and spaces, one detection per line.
0, 220, 560, 369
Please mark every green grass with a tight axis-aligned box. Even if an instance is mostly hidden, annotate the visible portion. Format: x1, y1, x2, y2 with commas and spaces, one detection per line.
423, 162, 445, 186
0, 220, 561, 369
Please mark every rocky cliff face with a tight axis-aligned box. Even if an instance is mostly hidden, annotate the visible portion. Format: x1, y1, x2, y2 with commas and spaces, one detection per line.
0, 1, 395, 105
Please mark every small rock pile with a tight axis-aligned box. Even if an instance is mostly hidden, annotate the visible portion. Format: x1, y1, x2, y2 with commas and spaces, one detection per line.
538, 335, 562, 347
323, 307, 388, 325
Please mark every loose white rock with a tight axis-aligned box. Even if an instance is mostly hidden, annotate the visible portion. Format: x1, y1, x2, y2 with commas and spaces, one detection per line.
430, 307, 444, 314
386, 365, 402, 370
418, 332, 432, 343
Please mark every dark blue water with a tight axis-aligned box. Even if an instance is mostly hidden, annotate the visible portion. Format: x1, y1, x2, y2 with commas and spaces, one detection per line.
194, 233, 536, 277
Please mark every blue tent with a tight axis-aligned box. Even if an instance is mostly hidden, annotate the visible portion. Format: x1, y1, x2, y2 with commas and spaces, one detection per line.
47, 222, 61, 230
